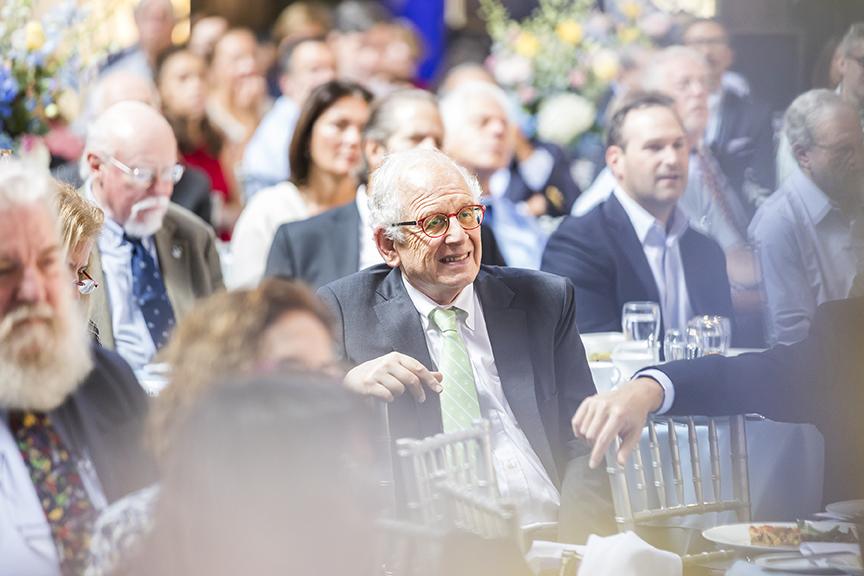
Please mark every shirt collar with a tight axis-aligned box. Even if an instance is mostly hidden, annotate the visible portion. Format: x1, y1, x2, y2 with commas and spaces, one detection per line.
792, 166, 838, 224
355, 184, 370, 230
401, 274, 476, 331
612, 187, 688, 245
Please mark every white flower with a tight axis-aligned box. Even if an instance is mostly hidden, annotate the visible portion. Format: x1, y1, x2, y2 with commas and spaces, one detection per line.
491, 53, 533, 87
536, 93, 596, 146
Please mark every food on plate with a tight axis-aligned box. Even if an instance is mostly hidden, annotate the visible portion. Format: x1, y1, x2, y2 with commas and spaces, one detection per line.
799, 520, 858, 543
588, 352, 612, 362
749, 524, 800, 547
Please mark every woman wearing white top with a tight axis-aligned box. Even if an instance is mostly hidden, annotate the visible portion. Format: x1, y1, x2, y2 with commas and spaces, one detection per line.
229, 80, 372, 288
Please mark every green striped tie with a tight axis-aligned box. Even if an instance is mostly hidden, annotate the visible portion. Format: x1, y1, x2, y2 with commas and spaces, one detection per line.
430, 307, 482, 432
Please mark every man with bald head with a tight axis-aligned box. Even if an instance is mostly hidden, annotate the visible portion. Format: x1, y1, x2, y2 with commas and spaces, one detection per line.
320, 147, 608, 541
84, 101, 223, 372
101, 0, 176, 80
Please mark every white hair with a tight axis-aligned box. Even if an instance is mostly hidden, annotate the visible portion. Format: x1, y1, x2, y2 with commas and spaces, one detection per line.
0, 158, 56, 213
80, 100, 171, 181
438, 80, 514, 132
0, 160, 92, 411
367, 148, 483, 242
785, 89, 850, 158
641, 45, 708, 92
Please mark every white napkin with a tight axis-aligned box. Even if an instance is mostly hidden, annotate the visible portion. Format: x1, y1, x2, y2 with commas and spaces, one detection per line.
576, 532, 682, 576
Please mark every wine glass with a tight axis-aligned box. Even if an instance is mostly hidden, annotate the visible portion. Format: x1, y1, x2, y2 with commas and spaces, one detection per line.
687, 315, 730, 356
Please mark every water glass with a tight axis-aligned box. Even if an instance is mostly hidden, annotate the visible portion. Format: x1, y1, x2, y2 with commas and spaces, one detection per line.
663, 329, 687, 361
687, 315, 730, 356
622, 301, 661, 344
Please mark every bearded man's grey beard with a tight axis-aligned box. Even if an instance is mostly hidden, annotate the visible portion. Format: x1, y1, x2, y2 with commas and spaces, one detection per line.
0, 302, 93, 412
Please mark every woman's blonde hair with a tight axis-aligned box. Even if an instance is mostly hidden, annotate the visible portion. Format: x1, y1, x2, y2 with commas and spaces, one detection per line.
53, 181, 104, 256
149, 278, 333, 460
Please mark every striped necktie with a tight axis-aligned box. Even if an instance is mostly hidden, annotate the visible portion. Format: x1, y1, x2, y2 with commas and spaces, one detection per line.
429, 307, 482, 432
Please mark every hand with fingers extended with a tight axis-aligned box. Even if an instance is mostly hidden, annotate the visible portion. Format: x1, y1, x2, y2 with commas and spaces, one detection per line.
343, 351, 444, 403
571, 377, 666, 469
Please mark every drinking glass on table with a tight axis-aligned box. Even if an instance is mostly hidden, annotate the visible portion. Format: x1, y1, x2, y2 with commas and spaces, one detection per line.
687, 315, 730, 356
663, 329, 687, 361
622, 301, 661, 344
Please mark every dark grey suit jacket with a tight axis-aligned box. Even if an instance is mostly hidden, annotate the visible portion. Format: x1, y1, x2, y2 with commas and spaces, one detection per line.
265, 202, 507, 290
318, 264, 611, 538
52, 345, 155, 502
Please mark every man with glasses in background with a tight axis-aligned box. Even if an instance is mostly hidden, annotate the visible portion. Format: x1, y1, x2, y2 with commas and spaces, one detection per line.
82, 101, 223, 373
319, 148, 610, 542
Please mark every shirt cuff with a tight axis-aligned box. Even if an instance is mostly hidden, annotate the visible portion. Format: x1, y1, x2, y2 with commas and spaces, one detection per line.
634, 368, 675, 415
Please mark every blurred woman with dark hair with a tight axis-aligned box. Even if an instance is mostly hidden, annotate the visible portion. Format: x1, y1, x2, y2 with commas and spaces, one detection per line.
230, 79, 372, 288
156, 46, 243, 239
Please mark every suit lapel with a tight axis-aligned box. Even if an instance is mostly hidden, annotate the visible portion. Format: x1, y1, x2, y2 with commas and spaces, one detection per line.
335, 202, 361, 275
475, 270, 557, 480
88, 248, 114, 349
153, 216, 192, 320
604, 195, 661, 303
373, 268, 442, 439
679, 229, 709, 314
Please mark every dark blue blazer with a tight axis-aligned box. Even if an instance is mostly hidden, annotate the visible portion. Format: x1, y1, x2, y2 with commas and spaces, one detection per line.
503, 141, 582, 217
541, 193, 734, 337
656, 298, 864, 503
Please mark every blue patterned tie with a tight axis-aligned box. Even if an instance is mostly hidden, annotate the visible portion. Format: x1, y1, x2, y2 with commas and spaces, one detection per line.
124, 234, 176, 349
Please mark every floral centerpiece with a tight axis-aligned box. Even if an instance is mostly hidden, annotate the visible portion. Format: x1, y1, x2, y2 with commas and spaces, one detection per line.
479, 0, 661, 148
0, 0, 116, 156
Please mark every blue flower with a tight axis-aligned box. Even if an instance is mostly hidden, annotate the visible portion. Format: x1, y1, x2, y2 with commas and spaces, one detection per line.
0, 66, 19, 119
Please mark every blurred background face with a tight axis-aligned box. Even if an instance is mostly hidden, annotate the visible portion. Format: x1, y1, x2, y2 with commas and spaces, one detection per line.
258, 311, 334, 370
661, 57, 711, 140
211, 31, 259, 88
135, 0, 175, 57
283, 41, 337, 105
841, 41, 864, 109
309, 95, 369, 177
444, 93, 512, 175
158, 51, 207, 118
385, 101, 443, 153
801, 106, 864, 208
683, 21, 733, 91
188, 15, 228, 60
608, 106, 690, 212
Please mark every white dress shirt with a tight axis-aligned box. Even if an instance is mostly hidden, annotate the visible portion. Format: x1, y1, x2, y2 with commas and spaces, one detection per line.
0, 413, 106, 575
613, 188, 693, 334
88, 182, 162, 373
355, 185, 384, 271
401, 278, 560, 529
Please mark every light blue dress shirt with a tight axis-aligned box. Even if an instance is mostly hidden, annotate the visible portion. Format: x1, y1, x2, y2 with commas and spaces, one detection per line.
240, 96, 300, 199
749, 166, 862, 345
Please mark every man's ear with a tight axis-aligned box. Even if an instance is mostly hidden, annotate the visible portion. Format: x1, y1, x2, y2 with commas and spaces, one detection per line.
793, 145, 812, 174
374, 228, 401, 268
606, 145, 624, 181
87, 152, 102, 178
365, 140, 387, 173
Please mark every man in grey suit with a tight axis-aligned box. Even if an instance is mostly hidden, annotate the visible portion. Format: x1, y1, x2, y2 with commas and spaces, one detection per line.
82, 101, 223, 372
265, 89, 504, 289
318, 148, 608, 540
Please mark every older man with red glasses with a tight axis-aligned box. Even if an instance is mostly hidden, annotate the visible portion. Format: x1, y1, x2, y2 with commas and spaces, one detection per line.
82, 101, 223, 374
319, 148, 610, 542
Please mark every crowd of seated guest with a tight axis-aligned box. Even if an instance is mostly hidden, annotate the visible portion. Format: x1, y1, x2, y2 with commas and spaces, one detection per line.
6, 2, 864, 573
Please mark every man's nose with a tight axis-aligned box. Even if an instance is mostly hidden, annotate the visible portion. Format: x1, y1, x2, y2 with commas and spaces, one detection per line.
443, 215, 468, 242
17, 264, 47, 304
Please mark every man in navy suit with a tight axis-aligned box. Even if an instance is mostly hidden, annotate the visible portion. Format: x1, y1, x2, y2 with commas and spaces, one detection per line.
319, 148, 608, 540
541, 93, 733, 337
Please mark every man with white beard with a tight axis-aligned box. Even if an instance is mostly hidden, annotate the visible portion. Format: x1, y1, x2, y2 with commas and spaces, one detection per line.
83, 101, 224, 372
0, 161, 153, 575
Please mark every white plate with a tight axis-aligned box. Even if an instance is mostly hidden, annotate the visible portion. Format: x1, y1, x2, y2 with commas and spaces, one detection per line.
581, 332, 625, 362
827, 500, 864, 521
703, 522, 799, 553
824, 554, 863, 575
755, 552, 848, 574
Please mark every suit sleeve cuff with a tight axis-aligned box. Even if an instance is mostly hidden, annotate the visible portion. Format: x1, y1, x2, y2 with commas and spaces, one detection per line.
634, 368, 675, 415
